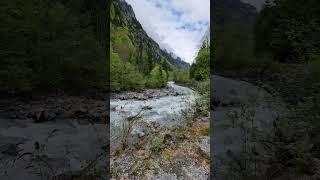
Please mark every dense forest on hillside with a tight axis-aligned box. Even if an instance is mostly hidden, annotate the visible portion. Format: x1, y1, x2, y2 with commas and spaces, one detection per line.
0, 0, 208, 94
214, 0, 320, 178
0, 0, 110, 95
110, 0, 209, 92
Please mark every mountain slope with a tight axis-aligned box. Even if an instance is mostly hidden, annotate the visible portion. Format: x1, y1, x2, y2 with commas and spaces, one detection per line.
241, 0, 266, 11
213, 0, 258, 32
199, 26, 210, 48
213, 0, 259, 74
111, 0, 189, 72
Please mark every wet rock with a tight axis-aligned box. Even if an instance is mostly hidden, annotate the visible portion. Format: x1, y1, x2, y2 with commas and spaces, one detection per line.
131, 128, 146, 141
142, 106, 152, 110
33, 108, 56, 123
138, 131, 145, 138
54, 107, 65, 116
111, 105, 118, 111
197, 137, 210, 158
73, 107, 88, 118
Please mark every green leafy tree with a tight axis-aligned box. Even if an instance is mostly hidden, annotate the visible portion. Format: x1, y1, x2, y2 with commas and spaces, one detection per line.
161, 58, 171, 80
111, 26, 136, 63
171, 70, 190, 84
190, 47, 210, 81
110, 46, 144, 92
255, 0, 320, 63
146, 65, 167, 88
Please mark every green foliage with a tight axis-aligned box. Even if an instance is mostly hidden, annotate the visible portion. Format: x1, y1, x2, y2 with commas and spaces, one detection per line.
214, 22, 259, 72
255, 0, 320, 63
0, 0, 108, 94
190, 47, 210, 81
150, 135, 165, 153
111, 26, 136, 63
214, 0, 320, 177
170, 69, 191, 85
111, 46, 145, 92
160, 58, 171, 79
111, 2, 116, 20
194, 80, 210, 95
201, 127, 210, 136
182, 92, 209, 125
146, 65, 167, 88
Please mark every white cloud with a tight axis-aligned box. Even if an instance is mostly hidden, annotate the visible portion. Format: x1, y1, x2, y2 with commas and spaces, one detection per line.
125, 0, 210, 64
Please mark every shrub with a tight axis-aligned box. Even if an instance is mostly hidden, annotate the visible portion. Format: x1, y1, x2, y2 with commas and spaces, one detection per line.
146, 65, 167, 88
170, 69, 190, 85
150, 135, 165, 153
190, 47, 210, 81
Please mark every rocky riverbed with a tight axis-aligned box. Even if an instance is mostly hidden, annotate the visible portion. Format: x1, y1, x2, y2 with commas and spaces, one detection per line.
0, 95, 109, 179
211, 75, 288, 179
111, 87, 178, 101
110, 82, 210, 179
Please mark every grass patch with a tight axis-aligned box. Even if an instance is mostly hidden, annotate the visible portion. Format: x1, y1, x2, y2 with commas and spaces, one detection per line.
150, 135, 165, 153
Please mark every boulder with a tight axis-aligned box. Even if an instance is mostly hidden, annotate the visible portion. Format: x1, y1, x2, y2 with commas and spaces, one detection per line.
33, 108, 56, 123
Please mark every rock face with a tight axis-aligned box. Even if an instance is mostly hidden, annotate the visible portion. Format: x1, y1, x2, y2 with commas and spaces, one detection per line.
111, 0, 190, 69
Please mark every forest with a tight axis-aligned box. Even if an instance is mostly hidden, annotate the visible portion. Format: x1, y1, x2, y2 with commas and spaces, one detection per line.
110, 0, 209, 92
0, 0, 109, 95
0, 0, 209, 94
214, 0, 320, 178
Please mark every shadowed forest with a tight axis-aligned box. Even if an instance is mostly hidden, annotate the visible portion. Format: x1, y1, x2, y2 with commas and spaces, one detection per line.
0, 0, 110, 179
213, 0, 320, 179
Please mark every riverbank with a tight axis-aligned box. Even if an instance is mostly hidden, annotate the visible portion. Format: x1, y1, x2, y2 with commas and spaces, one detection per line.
211, 75, 287, 178
0, 95, 108, 179
111, 87, 175, 101
110, 81, 197, 101
111, 119, 210, 179
110, 82, 210, 179
212, 71, 320, 178
211, 75, 320, 179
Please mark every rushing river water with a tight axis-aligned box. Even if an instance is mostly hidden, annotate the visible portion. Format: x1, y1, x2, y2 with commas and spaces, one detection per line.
110, 82, 197, 149
110, 82, 196, 127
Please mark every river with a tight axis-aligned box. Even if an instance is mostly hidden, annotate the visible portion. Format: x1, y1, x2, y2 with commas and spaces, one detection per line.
110, 82, 197, 151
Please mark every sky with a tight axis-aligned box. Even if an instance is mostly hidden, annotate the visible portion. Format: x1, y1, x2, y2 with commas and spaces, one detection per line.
125, 0, 210, 64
